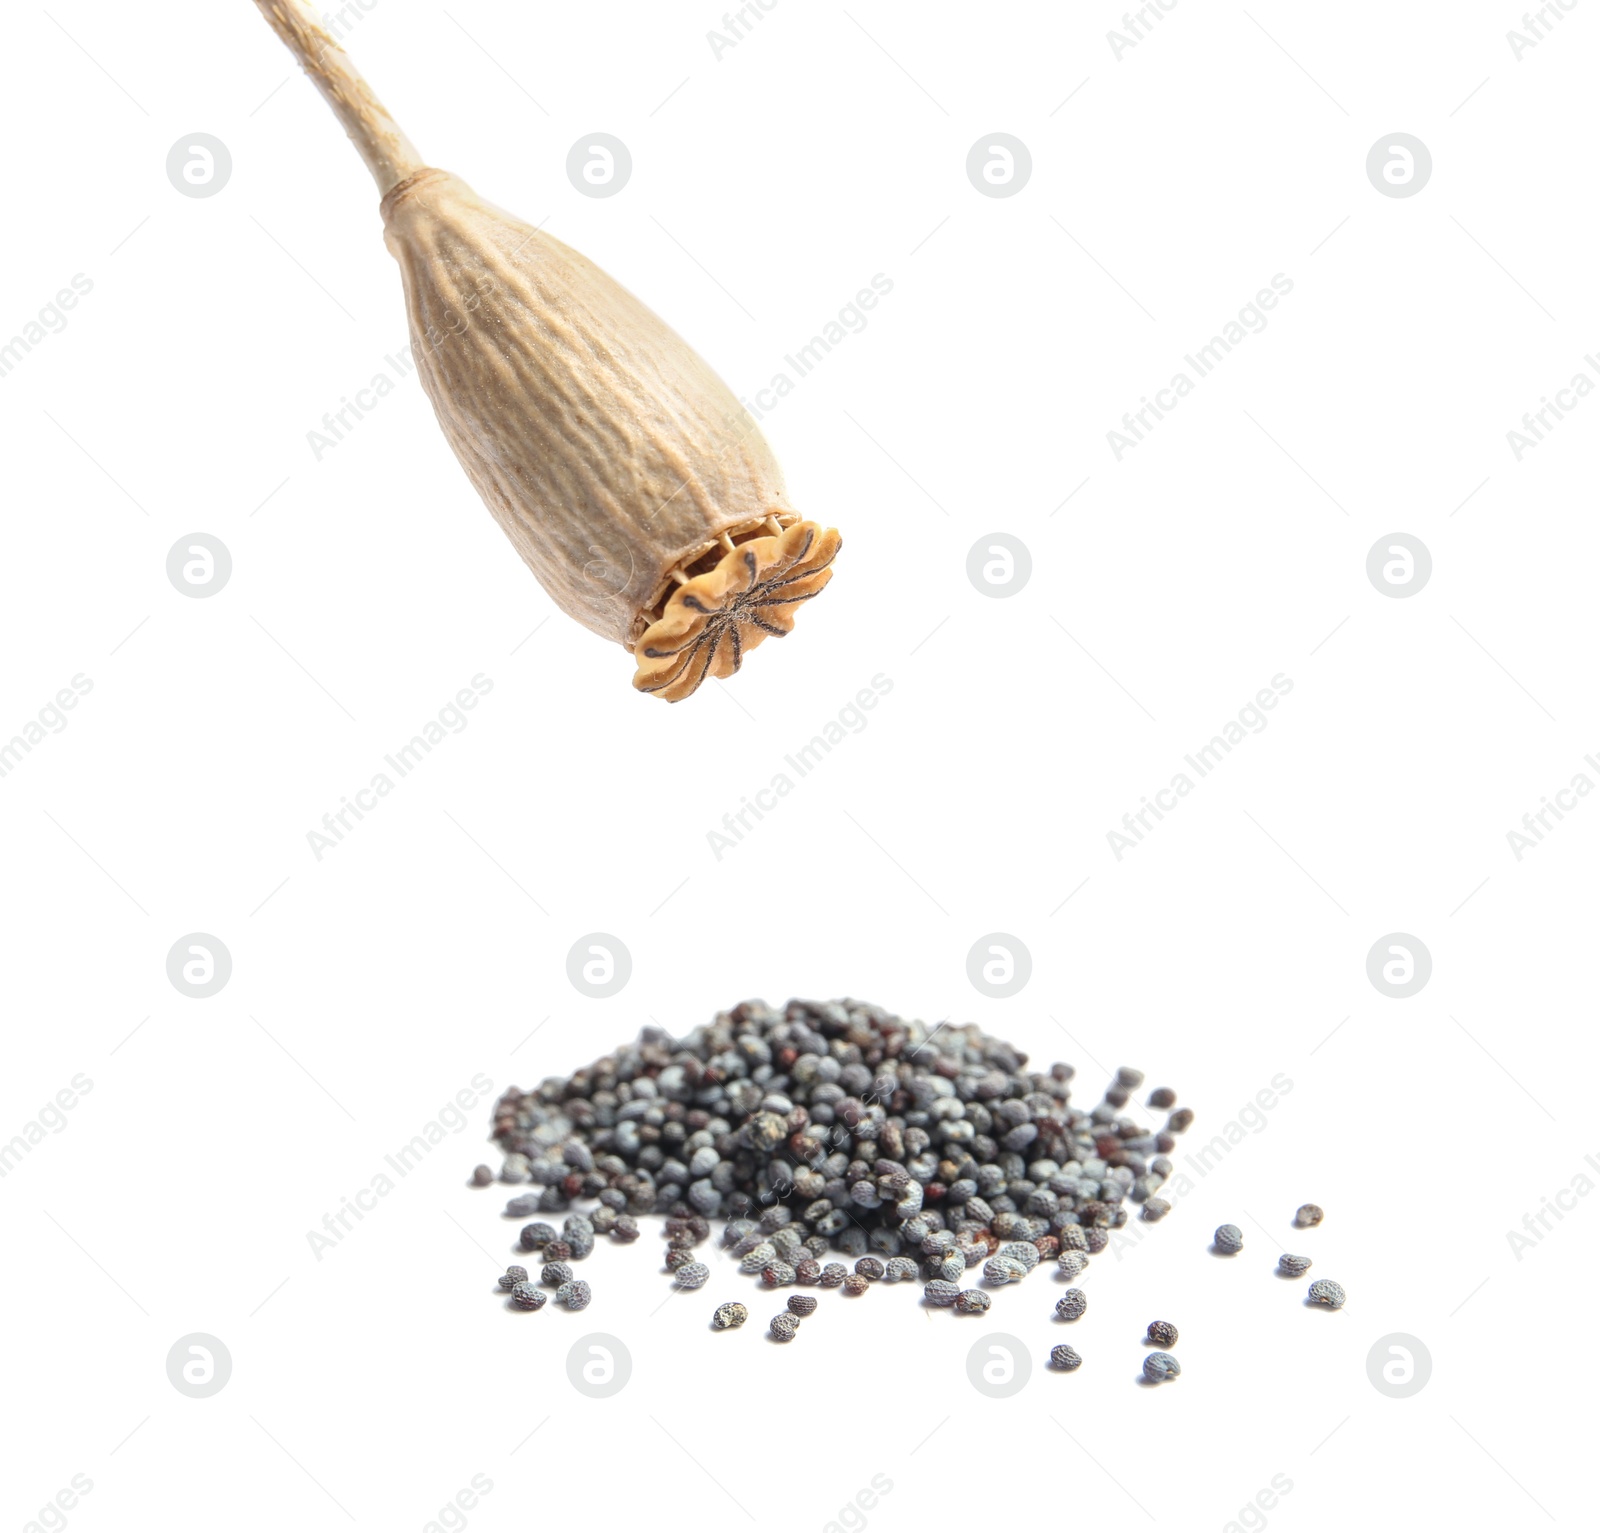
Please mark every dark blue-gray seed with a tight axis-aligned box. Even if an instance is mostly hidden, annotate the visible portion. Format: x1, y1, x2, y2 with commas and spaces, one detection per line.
1059, 1225, 1089, 1252
1308, 1279, 1345, 1308
1050, 1344, 1082, 1370
498, 1265, 529, 1290
954, 1288, 991, 1314
675, 1261, 710, 1289
518, 1221, 556, 1250
541, 1261, 573, 1287
1057, 1251, 1088, 1279
924, 1279, 961, 1307
770, 1312, 799, 1341
1295, 1203, 1324, 1228
712, 1301, 748, 1329
1278, 1253, 1312, 1277
1144, 1350, 1180, 1381
983, 1257, 1026, 1285
788, 1294, 818, 1316
999, 1241, 1040, 1272
1141, 1199, 1171, 1223
612, 1215, 640, 1242
472, 1165, 494, 1187
1084, 1228, 1109, 1253
1214, 1224, 1243, 1254
738, 1242, 776, 1274
933, 1253, 965, 1283
1056, 1289, 1087, 1321
818, 1263, 848, 1288
555, 1279, 592, 1310
855, 1257, 886, 1281
884, 1257, 919, 1282
795, 1258, 822, 1284
510, 1281, 545, 1310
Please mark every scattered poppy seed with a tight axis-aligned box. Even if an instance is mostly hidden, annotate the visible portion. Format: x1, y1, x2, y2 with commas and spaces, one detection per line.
1278, 1254, 1312, 1277
788, 1294, 818, 1316
761, 1262, 797, 1287
510, 1281, 545, 1310
544, 1239, 573, 1262
555, 1279, 592, 1310
1144, 1351, 1180, 1382
924, 1279, 961, 1307
770, 1312, 799, 1341
498, 1265, 528, 1290
1295, 1203, 1324, 1228
541, 1261, 573, 1287
713, 1302, 748, 1329
518, 1222, 556, 1250
795, 1258, 822, 1284
1141, 1199, 1171, 1223
1084, 1228, 1109, 1253
1050, 1345, 1082, 1370
884, 1257, 919, 1282
954, 1288, 991, 1314
1056, 1289, 1087, 1321
1308, 1279, 1346, 1309
612, 1216, 640, 1243
1146, 1320, 1178, 1347
472, 1165, 494, 1186
1146, 1088, 1176, 1110
818, 1263, 848, 1288
984, 1257, 1026, 1285
1167, 1109, 1195, 1134
1214, 1224, 1244, 1255
1057, 1251, 1089, 1279
855, 1256, 886, 1281
842, 1274, 870, 1295
675, 1261, 710, 1289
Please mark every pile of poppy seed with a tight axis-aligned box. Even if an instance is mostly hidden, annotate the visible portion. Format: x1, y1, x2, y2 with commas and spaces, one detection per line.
475, 998, 1198, 1332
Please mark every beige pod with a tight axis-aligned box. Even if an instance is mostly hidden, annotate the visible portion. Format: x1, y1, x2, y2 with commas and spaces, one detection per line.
253, 0, 839, 701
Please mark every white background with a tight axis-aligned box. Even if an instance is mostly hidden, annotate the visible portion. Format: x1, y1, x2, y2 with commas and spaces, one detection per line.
1, 2, 1594, 1529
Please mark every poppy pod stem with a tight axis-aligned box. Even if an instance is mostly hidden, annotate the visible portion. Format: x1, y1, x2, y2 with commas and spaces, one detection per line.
252, 0, 840, 701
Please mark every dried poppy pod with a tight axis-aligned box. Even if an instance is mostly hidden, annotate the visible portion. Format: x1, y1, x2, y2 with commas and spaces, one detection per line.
253, 0, 840, 700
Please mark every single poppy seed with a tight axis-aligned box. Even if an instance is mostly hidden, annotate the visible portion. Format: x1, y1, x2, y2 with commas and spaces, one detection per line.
1278, 1253, 1312, 1277
1146, 1320, 1178, 1347
1056, 1289, 1088, 1321
770, 1312, 799, 1341
510, 1281, 545, 1311
1308, 1279, 1346, 1309
1214, 1224, 1244, 1254
1144, 1350, 1180, 1381
1295, 1203, 1324, 1228
1050, 1344, 1083, 1370
713, 1301, 748, 1329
